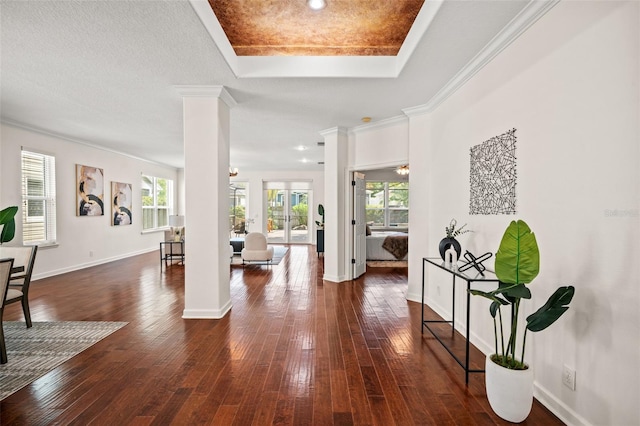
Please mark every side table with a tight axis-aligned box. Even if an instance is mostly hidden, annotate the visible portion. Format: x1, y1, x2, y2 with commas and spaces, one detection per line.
421, 257, 499, 384
160, 241, 184, 267
230, 237, 245, 254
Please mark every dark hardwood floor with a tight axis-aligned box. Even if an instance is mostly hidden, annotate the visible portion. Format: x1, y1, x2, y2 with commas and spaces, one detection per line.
1, 245, 562, 425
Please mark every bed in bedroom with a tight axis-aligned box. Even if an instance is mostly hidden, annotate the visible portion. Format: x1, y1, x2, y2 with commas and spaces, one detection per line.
366, 231, 408, 261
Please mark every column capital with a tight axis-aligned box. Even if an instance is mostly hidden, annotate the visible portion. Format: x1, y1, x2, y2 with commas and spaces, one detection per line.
174, 85, 237, 109
319, 126, 348, 138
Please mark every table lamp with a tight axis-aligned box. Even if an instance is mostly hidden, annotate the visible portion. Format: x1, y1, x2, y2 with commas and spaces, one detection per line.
169, 215, 185, 242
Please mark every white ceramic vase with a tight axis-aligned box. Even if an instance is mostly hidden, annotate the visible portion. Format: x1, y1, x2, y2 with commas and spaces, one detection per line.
485, 355, 534, 423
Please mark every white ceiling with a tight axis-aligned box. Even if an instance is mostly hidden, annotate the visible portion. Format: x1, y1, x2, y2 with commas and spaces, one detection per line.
0, 0, 533, 171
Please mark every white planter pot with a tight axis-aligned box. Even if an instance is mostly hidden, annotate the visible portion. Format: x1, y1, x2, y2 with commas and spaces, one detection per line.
485, 355, 534, 423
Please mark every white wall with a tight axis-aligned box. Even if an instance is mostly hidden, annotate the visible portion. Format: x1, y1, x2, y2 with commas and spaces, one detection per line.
353, 2, 639, 424
350, 116, 409, 170
411, 2, 638, 425
1, 123, 180, 279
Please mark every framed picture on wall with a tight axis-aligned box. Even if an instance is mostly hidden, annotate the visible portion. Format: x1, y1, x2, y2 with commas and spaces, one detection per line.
76, 164, 105, 216
469, 128, 517, 215
112, 182, 133, 226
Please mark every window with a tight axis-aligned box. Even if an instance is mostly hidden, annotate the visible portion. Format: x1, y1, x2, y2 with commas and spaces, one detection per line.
141, 175, 173, 230
229, 183, 247, 233
21, 149, 57, 245
365, 181, 409, 227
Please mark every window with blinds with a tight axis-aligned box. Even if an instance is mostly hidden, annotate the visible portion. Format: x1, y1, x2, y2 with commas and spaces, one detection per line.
141, 174, 173, 230
21, 149, 57, 245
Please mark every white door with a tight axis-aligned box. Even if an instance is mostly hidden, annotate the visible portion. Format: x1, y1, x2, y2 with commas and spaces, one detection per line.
264, 181, 312, 244
353, 172, 366, 278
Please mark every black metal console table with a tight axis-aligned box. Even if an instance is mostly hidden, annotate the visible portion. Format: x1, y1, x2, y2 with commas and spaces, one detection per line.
421, 257, 499, 384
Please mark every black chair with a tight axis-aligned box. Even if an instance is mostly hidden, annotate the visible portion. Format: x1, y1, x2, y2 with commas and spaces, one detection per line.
2, 245, 38, 328
233, 221, 246, 237
0, 257, 15, 364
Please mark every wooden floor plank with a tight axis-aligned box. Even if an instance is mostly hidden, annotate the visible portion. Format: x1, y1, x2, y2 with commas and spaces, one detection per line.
0, 246, 564, 425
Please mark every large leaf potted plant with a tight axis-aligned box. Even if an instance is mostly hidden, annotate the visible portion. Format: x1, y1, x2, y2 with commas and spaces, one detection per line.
0, 206, 18, 244
469, 220, 575, 423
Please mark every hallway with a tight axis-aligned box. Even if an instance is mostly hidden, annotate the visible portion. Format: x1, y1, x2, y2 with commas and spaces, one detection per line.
1, 245, 561, 425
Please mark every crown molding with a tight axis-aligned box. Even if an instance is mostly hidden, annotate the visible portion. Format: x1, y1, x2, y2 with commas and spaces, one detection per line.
407, 0, 560, 114
319, 126, 349, 138
350, 115, 408, 135
1, 119, 179, 169
402, 104, 431, 118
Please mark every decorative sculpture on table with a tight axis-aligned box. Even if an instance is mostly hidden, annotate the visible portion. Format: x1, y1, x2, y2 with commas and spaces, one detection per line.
439, 218, 471, 260
444, 246, 458, 268
458, 250, 492, 276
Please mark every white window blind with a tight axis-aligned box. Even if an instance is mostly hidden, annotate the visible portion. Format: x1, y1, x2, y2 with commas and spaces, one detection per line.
141, 174, 173, 230
21, 149, 57, 245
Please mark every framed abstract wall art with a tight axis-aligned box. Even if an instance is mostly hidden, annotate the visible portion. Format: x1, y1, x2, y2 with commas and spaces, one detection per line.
469, 128, 517, 215
76, 164, 104, 216
111, 182, 133, 225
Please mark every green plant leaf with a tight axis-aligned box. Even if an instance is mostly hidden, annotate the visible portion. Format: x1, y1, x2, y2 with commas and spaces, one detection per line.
489, 301, 501, 318
494, 220, 540, 285
468, 289, 509, 305
498, 282, 532, 300
0, 206, 18, 244
526, 286, 575, 332
0, 218, 15, 243
0, 206, 18, 225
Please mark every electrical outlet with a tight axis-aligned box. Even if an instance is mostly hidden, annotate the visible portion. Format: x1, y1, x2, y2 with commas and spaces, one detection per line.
89, 251, 94, 258
562, 365, 576, 390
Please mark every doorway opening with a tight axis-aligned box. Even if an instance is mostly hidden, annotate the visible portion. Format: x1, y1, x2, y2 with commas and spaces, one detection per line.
351, 167, 409, 278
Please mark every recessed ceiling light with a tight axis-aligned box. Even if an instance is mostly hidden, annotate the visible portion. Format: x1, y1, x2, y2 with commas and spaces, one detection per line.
301, 158, 309, 163
308, 0, 326, 11
362, 117, 372, 123
296, 145, 308, 151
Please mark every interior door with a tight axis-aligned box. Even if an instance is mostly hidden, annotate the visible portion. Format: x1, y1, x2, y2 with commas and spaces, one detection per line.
353, 172, 366, 279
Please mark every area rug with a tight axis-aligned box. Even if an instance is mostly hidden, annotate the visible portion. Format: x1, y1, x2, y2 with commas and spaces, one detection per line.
367, 260, 408, 268
0, 321, 128, 400
231, 246, 289, 266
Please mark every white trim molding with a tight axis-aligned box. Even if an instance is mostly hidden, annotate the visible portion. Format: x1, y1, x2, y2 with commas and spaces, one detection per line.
174, 85, 237, 109
405, 0, 560, 114
182, 300, 232, 320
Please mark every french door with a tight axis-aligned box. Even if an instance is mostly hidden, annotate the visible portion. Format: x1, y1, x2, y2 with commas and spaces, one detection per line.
264, 181, 312, 244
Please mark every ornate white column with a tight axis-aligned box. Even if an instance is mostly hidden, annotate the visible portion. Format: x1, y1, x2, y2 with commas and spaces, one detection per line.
176, 85, 236, 318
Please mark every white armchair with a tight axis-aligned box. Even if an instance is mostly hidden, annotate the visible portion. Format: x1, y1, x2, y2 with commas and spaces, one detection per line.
241, 232, 274, 266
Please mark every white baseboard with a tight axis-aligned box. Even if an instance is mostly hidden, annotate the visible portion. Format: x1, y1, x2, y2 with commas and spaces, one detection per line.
31, 247, 157, 281
534, 382, 591, 426
183, 299, 232, 319
322, 273, 347, 283
413, 295, 588, 425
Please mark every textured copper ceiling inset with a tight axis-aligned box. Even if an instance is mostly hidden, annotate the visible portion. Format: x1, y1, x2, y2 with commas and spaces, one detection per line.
209, 0, 425, 56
